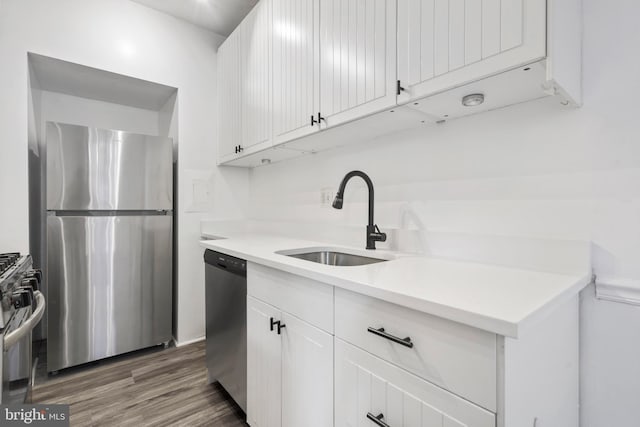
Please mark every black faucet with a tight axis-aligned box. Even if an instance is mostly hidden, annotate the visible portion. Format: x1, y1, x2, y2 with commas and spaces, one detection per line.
332, 171, 387, 250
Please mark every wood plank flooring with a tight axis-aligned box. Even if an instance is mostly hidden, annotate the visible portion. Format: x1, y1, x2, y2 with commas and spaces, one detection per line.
32, 341, 247, 427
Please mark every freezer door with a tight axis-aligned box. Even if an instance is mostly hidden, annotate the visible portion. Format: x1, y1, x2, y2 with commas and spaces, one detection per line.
46, 215, 172, 372
46, 122, 173, 211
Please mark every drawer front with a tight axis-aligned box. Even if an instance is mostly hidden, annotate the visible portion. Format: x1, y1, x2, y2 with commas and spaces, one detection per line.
335, 288, 497, 411
335, 339, 496, 427
248, 263, 334, 333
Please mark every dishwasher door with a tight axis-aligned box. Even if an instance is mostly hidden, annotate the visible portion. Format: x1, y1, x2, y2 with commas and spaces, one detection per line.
204, 250, 247, 413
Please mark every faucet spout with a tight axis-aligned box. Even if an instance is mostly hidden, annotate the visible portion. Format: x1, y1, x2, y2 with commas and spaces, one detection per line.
332, 171, 386, 250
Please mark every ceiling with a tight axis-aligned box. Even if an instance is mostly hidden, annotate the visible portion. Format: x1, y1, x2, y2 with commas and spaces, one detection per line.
130, 0, 258, 37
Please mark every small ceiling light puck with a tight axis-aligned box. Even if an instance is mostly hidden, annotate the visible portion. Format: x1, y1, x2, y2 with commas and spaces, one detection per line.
261, 158, 272, 164
462, 93, 485, 107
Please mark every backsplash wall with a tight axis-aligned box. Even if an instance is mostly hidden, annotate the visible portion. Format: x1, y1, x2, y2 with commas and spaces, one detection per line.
248, 0, 640, 425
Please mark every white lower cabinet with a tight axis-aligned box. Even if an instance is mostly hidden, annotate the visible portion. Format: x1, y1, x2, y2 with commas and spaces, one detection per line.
282, 312, 333, 427
246, 262, 580, 427
247, 296, 282, 427
246, 295, 333, 427
335, 339, 495, 427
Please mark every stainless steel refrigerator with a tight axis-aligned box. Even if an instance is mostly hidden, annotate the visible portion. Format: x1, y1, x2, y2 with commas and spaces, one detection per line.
45, 122, 173, 372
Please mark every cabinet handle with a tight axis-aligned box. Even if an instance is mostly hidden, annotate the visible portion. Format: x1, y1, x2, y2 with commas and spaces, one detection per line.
396, 80, 405, 96
317, 112, 326, 124
277, 322, 286, 335
367, 327, 414, 348
270, 317, 278, 332
238, 145, 244, 153
311, 115, 318, 126
235, 145, 238, 153
366, 413, 391, 427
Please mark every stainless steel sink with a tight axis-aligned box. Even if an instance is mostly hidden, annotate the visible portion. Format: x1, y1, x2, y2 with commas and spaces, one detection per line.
281, 250, 390, 266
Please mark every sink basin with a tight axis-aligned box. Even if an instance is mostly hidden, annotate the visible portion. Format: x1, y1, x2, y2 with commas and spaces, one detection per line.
277, 247, 392, 266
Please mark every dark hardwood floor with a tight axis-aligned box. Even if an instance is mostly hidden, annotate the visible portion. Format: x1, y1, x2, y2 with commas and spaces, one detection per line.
32, 341, 247, 427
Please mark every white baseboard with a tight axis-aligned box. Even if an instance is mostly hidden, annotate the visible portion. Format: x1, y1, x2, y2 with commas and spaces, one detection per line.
173, 335, 205, 347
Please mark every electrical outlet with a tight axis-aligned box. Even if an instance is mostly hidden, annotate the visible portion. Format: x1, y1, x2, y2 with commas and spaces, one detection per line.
320, 188, 333, 206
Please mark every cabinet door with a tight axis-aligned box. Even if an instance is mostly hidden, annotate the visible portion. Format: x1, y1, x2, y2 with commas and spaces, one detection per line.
281, 312, 333, 427
247, 296, 282, 427
240, 0, 273, 153
218, 29, 242, 162
335, 339, 495, 427
319, 0, 397, 128
397, 0, 547, 103
273, 0, 321, 144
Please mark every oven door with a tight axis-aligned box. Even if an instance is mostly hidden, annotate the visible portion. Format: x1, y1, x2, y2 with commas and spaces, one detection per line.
2, 307, 32, 404
1, 291, 46, 404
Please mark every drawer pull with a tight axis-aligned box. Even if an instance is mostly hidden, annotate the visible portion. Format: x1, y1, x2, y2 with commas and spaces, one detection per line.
366, 412, 391, 427
367, 327, 414, 348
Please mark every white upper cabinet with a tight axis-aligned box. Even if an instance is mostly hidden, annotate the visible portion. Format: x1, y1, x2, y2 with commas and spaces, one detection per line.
397, 0, 546, 103
319, 0, 397, 128
217, 28, 241, 162
217, 0, 581, 167
240, 0, 273, 154
272, 0, 321, 144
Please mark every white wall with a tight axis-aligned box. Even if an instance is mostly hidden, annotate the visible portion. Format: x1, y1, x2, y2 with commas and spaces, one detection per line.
38, 91, 161, 136
248, 0, 640, 424
0, 0, 250, 344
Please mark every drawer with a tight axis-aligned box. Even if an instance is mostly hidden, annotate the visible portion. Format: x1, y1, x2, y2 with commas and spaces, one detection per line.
335, 339, 496, 427
335, 288, 497, 411
247, 263, 334, 333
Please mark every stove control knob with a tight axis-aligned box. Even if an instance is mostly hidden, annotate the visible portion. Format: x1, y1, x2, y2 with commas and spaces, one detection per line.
25, 269, 42, 284
21, 277, 39, 292
12, 289, 32, 309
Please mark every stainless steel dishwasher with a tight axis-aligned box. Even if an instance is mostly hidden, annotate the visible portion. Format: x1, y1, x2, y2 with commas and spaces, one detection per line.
204, 249, 247, 413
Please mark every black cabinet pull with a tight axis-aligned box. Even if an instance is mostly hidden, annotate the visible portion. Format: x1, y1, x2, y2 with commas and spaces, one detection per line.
311, 115, 318, 126
367, 327, 414, 348
234, 145, 238, 153
270, 318, 286, 334
317, 112, 326, 123
238, 145, 244, 153
396, 80, 405, 96
367, 412, 390, 427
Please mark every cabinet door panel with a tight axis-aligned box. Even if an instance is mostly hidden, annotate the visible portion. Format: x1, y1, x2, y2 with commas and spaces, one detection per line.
273, 0, 320, 144
281, 312, 333, 427
319, 0, 397, 128
398, 0, 546, 103
217, 30, 241, 161
247, 296, 282, 427
335, 339, 495, 427
240, 0, 273, 151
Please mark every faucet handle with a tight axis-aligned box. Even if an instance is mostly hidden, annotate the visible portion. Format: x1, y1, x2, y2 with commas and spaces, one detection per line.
373, 225, 387, 242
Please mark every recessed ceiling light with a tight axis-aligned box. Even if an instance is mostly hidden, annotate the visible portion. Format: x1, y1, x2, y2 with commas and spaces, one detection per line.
462, 93, 485, 107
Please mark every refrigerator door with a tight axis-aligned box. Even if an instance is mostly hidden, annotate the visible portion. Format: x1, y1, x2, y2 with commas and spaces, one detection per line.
46, 215, 173, 372
46, 122, 173, 211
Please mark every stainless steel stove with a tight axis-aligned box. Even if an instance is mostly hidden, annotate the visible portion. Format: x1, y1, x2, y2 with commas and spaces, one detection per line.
0, 252, 45, 404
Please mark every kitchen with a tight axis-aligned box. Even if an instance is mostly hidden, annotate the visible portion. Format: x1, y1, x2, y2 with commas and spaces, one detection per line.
0, 0, 638, 426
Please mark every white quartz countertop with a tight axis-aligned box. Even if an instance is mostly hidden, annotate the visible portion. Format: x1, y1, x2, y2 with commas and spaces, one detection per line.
200, 232, 590, 338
